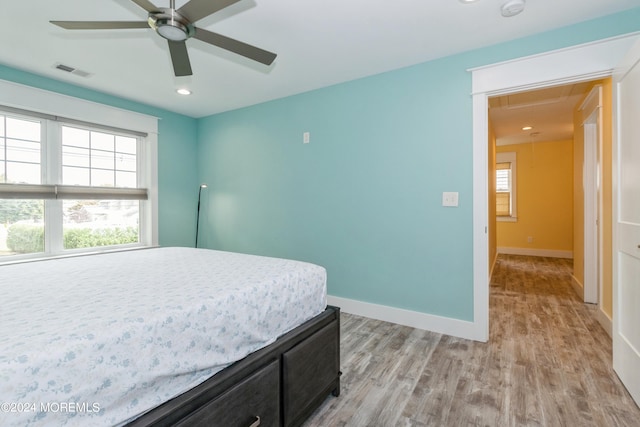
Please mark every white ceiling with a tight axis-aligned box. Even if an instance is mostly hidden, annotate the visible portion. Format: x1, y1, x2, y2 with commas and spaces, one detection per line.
489, 81, 594, 145
0, 0, 637, 118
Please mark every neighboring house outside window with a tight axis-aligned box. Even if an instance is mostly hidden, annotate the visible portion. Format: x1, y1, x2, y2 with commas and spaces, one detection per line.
496, 151, 517, 222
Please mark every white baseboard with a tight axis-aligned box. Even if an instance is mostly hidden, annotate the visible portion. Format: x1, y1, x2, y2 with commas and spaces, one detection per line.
497, 247, 573, 259
489, 252, 498, 281
327, 295, 480, 342
568, 276, 611, 338
571, 275, 584, 300
596, 307, 613, 338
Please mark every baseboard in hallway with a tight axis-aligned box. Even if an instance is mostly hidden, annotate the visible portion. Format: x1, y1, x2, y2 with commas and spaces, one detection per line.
497, 247, 573, 259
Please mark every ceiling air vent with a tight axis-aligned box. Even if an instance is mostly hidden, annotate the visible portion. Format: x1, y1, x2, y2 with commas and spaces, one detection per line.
53, 63, 92, 78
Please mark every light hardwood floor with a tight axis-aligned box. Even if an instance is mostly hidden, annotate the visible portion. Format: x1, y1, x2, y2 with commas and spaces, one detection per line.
303, 255, 640, 426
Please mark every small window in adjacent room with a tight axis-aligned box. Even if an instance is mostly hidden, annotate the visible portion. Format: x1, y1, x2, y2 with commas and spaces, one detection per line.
496, 152, 517, 221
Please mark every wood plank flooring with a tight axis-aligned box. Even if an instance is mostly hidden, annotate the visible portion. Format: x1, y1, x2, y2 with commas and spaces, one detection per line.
303, 255, 640, 426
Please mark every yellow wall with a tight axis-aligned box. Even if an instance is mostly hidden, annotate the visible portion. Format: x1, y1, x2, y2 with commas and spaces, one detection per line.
496, 139, 574, 253
491, 78, 613, 318
573, 78, 613, 318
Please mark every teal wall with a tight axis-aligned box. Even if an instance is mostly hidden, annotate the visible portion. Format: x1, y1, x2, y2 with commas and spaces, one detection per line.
196, 8, 640, 322
0, 65, 199, 247
3, 8, 638, 322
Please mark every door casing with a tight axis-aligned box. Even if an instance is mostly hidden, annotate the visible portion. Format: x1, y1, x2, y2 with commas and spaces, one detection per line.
581, 86, 604, 306
469, 32, 640, 343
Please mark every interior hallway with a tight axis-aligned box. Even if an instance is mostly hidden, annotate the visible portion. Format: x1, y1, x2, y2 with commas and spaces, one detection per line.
303, 254, 640, 426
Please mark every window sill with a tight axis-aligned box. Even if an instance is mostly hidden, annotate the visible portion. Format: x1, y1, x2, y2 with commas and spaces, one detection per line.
0, 245, 158, 267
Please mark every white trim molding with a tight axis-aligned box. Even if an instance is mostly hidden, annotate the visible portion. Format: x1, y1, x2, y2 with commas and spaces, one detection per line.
490, 252, 499, 280
596, 307, 613, 338
571, 275, 584, 300
469, 33, 640, 95
0, 79, 158, 134
497, 247, 573, 259
472, 89, 490, 343
327, 295, 480, 341
581, 85, 604, 306
570, 276, 612, 338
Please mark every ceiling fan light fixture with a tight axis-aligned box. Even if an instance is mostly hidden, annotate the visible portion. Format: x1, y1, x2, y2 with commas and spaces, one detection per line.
148, 8, 194, 41
157, 22, 188, 41
51, 0, 277, 78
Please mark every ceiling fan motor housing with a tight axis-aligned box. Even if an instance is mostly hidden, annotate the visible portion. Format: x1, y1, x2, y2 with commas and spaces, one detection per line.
148, 8, 195, 41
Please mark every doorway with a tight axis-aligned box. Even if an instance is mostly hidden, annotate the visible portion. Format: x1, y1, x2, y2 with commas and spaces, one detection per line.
487, 81, 609, 333
468, 33, 640, 343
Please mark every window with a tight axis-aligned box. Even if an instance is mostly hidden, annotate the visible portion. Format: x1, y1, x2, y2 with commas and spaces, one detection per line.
496, 152, 517, 221
496, 163, 511, 216
0, 115, 42, 184
0, 114, 45, 257
0, 83, 157, 261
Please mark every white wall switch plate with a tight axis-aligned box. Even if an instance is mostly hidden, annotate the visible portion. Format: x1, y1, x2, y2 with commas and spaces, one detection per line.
303, 132, 310, 144
442, 192, 459, 207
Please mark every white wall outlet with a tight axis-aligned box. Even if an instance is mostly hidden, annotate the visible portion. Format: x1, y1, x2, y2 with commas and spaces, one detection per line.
442, 192, 459, 207
303, 131, 310, 144
527, 236, 534, 243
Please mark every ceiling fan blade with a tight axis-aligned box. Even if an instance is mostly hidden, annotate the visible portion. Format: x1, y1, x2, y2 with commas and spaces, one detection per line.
51, 21, 149, 30
194, 28, 276, 66
130, 0, 159, 13
177, 0, 241, 23
168, 40, 193, 77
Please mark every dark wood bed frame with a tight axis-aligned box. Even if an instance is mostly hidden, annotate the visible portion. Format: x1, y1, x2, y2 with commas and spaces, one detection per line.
126, 305, 340, 427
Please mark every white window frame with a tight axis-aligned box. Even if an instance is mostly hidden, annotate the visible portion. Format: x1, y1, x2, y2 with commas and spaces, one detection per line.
0, 79, 158, 262
496, 151, 517, 222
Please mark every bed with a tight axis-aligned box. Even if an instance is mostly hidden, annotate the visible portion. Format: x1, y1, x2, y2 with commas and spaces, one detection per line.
0, 247, 340, 426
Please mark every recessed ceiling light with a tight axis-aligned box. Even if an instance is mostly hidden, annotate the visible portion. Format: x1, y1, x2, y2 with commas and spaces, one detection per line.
176, 88, 191, 95
522, 126, 533, 131
459, 0, 480, 3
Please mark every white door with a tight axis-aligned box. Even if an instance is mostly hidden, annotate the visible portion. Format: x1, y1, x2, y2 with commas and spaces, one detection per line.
613, 38, 640, 406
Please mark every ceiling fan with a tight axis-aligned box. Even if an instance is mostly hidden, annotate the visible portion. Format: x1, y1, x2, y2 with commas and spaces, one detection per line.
50, 0, 277, 77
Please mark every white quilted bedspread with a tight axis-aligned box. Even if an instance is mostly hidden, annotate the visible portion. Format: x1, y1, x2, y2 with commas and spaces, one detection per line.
0, 247, 327, 426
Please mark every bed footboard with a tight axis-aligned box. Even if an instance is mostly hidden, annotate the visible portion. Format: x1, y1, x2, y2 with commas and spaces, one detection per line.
127, 306, 340, 427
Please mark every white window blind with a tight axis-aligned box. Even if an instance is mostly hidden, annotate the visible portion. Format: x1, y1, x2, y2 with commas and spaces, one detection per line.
0, 184, 147, 200
496, 162, 511, 217
0, 112, 148, 200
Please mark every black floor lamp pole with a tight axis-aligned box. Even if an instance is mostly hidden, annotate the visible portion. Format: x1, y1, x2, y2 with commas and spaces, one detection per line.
195, 183, 207, 248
